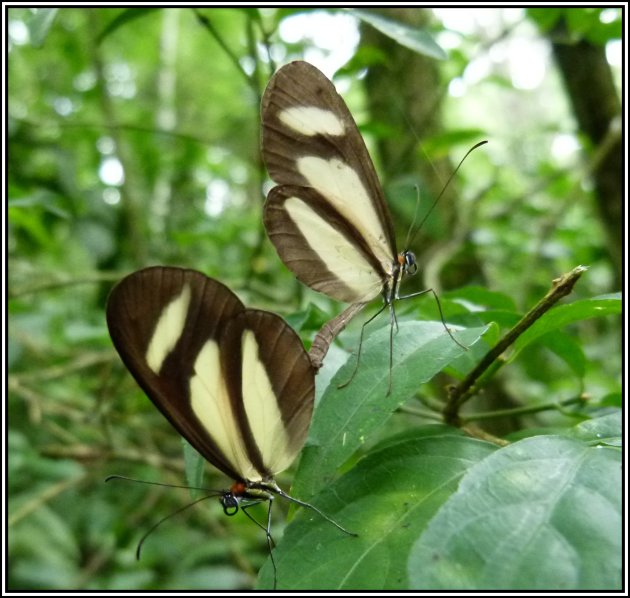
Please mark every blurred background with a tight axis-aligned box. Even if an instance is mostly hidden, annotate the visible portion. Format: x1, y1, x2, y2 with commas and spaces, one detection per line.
7, 7, 622, 590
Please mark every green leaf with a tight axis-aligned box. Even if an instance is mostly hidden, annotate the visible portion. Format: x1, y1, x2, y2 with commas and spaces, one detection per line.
536, 330, 586, 377
512, 294, 621, 357
408, 435, 621, 589
527, 8, 563, 32
97, 8, 160, 44
350, 9, 447, 60
566, 412, 621, 447
257, 428, 496, 589
292, 321, 488, 501
284, 302, 330, 339
26, 8, 59, 47
445, 285, 517, 311
598, 392, 622, 408
182, 438, 205, 497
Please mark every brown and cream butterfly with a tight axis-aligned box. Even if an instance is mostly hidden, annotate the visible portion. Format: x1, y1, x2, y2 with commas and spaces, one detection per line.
261, 62, 474, 391
106, 266, 354, 588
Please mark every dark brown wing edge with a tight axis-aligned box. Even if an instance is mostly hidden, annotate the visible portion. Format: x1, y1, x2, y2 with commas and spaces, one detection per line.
105, 266, 247, 482
261, 60, 397, 258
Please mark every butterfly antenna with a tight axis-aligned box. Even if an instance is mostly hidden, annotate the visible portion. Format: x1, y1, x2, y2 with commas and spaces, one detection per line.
406, 140, 488, 249
403, 184, 422, 250
105, 474, 217, 494
135, 495, 217, 559
105, 475, 226, 558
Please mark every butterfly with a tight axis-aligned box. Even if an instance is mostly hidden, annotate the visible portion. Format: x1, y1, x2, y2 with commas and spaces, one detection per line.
261, 61, 469, 391
106, 266, 355, 588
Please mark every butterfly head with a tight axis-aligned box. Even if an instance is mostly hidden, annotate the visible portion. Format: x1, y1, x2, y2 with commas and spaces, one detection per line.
399, 251, 418, 276
221, 491, 241, 516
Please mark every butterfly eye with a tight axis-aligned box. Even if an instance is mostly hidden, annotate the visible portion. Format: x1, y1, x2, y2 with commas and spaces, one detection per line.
404, 251, 418, 275
221, 493, 240, 516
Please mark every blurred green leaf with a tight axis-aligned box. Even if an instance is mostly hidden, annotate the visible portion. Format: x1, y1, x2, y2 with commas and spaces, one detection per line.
97, 8, 161, 44
350, 9, 447, 60
535, 329, 586, 377
25, 8, 59, 47
419, 130, 489, 159
183, 439, 205, 496
445, 286, 518, 311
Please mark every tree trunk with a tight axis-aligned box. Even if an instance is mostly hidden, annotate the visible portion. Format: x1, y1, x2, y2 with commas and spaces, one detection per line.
550, 20, 622, 289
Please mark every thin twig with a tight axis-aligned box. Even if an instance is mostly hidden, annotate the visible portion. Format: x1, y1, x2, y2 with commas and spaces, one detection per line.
192, 8, 257, 95
443, 265, 587, 425
461, 394, 588, 423
9, 271, 126, 298
397, 403, 444, 422
8, 473, 90, 526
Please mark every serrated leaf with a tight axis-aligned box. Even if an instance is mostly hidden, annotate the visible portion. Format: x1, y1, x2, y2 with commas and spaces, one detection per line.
350, 9, 447, 60
257, 428, 496, 589
512, 294, 621, 357
408, 435, 621, 589
292, 321, 487, 500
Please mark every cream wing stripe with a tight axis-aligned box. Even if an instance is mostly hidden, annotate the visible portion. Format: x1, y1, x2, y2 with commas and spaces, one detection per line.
190, 340, 261, 482
146, 285, 191, 373
241, 330, 294, 475
278, 106, 345, 137
285, 196, 384, 302
296, 156, 393, 266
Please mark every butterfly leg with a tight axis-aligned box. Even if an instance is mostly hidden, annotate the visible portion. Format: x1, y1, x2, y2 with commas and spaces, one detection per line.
241, 498, 277, 589
274, 488, 357, 537
337, 302, 388, 391
387, 303, 398, 396
398, 287, 467, 351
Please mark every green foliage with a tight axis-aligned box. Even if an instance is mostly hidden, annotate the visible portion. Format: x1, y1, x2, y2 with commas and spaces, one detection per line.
527, 7, 622, 45
408, 423, 621, 590
258, 417, 621, 589
292, 323, 487, 501
8, 6, 621, 592
260, 428, 497, 589
350, 9, 447, 60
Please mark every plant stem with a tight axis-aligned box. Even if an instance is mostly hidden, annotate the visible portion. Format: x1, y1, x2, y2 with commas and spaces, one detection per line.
443, 265, 587, 425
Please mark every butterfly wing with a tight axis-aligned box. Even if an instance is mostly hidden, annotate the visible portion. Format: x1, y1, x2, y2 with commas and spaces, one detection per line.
262, 61, 397, 303
106, 267, 314, 482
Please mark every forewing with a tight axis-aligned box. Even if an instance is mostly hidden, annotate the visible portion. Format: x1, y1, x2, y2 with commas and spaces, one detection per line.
262, 61, 396, 300
106, 267, 251, 482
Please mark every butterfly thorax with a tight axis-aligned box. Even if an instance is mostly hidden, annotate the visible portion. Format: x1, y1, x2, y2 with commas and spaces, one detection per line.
384, 250, 418, 304
221, 480, 276, 515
